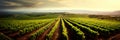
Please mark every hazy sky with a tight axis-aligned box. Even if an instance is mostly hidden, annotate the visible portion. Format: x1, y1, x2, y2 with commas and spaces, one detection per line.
1, 0, 120, 12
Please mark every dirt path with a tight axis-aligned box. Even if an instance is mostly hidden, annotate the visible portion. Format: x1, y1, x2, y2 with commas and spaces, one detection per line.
16, 28, 40, 40
16, 22, 50, 40
36, 20, 57, 40
66, 28, 73, 40
0, 29, 20, 38
0, 29, 6, 31
0, 29, 11, 34
51, 21, 60, 40
8, 31, 19, 37
108, 33, 120, 40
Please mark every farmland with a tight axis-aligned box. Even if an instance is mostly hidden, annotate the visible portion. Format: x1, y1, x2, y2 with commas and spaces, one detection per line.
0, 13, 120, 40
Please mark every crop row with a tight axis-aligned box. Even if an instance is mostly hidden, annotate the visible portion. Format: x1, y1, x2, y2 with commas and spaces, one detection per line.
64, 19, 85, 40
66, 19, 99, 37
67, 18, 120, 36
29, 20, 55, 40
46, 18, 60, 40
0, 19, 53, 33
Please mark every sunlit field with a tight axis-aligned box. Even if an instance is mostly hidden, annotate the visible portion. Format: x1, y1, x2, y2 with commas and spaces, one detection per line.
0, 0, 120, 40
0, 12, 120, 40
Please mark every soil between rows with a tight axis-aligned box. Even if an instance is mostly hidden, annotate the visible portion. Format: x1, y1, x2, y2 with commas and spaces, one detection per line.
0, 19, 120, 40
36, 20, 57, 40
16, 20, 57, 40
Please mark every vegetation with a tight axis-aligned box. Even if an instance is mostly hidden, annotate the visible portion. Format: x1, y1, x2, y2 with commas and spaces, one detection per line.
29, 20, 55, 40
46, 18, 60, 40
0, 13, 120, 40
61, 18, 68, 40
64, 19, 85, 40
67, 19, 99, 37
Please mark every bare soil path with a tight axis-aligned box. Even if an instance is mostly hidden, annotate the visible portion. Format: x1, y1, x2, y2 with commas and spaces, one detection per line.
8, 31, 19, 37
108, 33, 120, 40
17, 28, 40, 40
36, 20, 57, 40
51, 20, 60, 40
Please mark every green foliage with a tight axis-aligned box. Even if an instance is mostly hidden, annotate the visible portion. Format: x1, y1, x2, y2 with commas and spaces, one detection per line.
64, 19, 85, 40
68, 17, 120, 36
0, 14, 120, 40
29, 21, 54, 40
46, 18, 60, 40
0, 19, 53, 35
19, 20, 51, 35
0, 13, 59, 20
61, 18, 68, 40
67, 19, 99, 36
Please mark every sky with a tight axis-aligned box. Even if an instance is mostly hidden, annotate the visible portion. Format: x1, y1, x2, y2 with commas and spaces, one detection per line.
0, 0, 120, 12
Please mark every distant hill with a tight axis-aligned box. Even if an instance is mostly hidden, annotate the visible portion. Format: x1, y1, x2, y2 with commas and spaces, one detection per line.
109, 11, 120, 16
75, 10, 120, 16
0, 10, 120, 16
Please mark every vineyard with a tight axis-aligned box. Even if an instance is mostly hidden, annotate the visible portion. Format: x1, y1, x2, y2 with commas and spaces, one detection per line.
0, 14, 120, 40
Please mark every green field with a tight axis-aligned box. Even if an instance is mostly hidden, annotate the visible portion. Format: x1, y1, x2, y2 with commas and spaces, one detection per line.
0, 13, 120, 40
